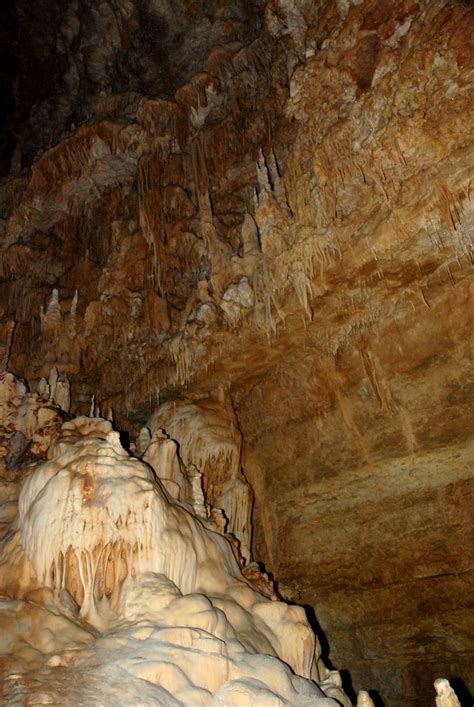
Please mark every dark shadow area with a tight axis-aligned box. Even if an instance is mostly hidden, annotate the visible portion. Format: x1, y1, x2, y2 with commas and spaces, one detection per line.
301, 604, 335, 670
450, 677, 473, 707
0, 0, 18, 174
302, 604, 387, 706
338, 670, 357, 704
368, 690, 385, 707
119, 429, 131, 451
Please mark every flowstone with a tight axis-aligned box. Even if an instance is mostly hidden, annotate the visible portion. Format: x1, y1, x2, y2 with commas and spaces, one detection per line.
0, 413, 349, 705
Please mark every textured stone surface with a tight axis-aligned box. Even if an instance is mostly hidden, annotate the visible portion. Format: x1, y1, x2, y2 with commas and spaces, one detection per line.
0, 0, 473, 704
0, 410, 349, 706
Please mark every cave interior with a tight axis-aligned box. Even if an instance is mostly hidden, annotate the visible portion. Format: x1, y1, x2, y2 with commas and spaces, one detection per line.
0, 1, 473, 705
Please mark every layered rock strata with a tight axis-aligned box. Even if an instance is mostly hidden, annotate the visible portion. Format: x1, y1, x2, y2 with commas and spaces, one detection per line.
0, 0, 473, 704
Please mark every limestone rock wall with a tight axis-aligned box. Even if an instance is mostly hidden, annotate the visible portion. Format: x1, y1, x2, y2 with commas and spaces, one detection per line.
0, 0, 473, 704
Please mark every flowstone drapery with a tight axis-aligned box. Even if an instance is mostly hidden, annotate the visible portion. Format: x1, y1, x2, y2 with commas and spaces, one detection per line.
0, 406, 349, 705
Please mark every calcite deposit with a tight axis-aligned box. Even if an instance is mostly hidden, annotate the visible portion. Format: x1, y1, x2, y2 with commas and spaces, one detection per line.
0, 0, 473, 703
0, 379, 463, 705
0, 393, 351, 705
146, 397, 253, 562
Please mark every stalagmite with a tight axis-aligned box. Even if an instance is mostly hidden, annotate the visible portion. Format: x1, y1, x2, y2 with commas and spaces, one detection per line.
434, 679, 461, 707
136, 425, 152, 456
188, 464, 209, 519
0, 413, 348, 705
37, 376, 49, 400
357, 691, 375, 707
53, 373, 71, 413
48, 366, 59, 401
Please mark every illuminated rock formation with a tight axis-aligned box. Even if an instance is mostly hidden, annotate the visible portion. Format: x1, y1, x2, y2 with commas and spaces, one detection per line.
146, 397, 253, 562
434, 679, 462, 707
0, 0, 472, 703
0, 371, 64, 468
0, 413, 350, 705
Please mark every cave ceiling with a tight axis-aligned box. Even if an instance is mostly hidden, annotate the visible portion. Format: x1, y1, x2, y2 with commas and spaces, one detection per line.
0, 0, 473, 704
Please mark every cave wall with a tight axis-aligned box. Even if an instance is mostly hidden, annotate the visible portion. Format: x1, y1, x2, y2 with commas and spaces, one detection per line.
0, 0, 473, 704
236, 292, 473, 704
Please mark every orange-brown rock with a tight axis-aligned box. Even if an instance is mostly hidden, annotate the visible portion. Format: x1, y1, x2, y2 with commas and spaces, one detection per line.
0, 0, 472, 704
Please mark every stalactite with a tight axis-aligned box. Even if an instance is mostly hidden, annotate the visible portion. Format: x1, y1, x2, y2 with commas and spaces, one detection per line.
137, 154, 162, 286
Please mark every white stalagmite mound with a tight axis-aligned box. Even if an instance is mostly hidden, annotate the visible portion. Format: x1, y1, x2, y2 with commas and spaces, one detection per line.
0, 415, 347, 705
